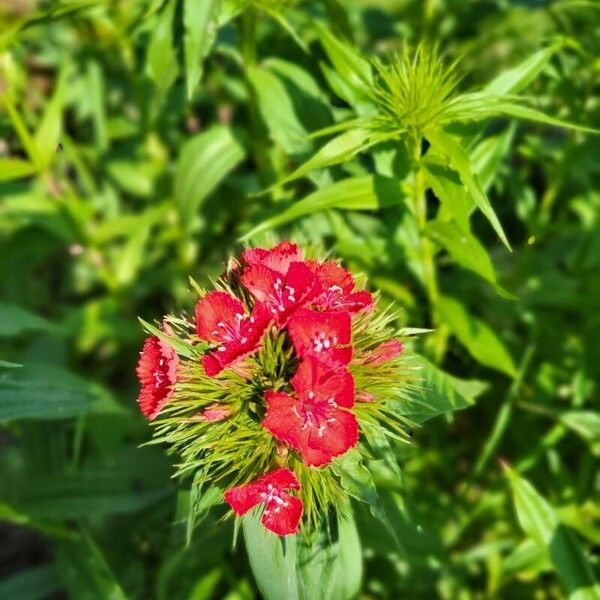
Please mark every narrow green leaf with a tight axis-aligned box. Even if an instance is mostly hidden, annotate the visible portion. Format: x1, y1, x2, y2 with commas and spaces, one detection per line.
139, 317, 199, 358
505, 466, 600, 600
427, 129, 511, 250
471, 125, 515, 193
484, 45, 562, 95
0, 158, 37, 181
146, 0, 179, 97
397, 355, 487, 423
34, 68, 66, 168
184, 0, 222, 99
0, 564, 61, 600
175, 125, 245, 225
243, 510, 299, 600
243, 175, 405, 239
437, 295, 517, 377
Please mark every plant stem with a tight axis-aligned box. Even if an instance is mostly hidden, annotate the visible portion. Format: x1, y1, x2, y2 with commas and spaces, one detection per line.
411, 138, 444, 359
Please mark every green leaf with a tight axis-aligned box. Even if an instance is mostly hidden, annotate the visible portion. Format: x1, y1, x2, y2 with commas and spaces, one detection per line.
332, 449, 398, 546
397, 355, 487, 423
0, 158, 37, 181
34, 68, 66, 169
0, 302, 58, 337
272, 128, 375, 189
243, 175, 405, 239
175, 125, 245, 226
560, 411, 600, 457
314, 23, 372, 102
56, 530, 130, 600
471, 125, 515, 193
0, 363, 98, 422
505, 466, 600, 600
426, 128, 511, 250
484, 45, 562, 95
183, 0, 222, 99
139, 317, 200, 358
425, 219, 511, 296
437, 295, 517, 377
243, 510, 299, 600
248, 65, 311, 154
146, 0, 179, 97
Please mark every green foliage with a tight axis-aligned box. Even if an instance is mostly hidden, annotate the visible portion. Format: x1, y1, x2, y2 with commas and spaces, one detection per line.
1, 0, 599, 598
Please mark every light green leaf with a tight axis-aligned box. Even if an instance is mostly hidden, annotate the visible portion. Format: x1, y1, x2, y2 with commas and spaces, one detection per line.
175, 125, 245, 225
437, 295, 517, 377
505, 466, 600, 600
184, 0, 222, 99
560, 411, 600, 457
426, 129, 511, 250
484, 45, 562, 95
248, 65, 310, 154
34, 68, 66, 169
397, 355, 487, 423
272, 128, 375, 189
425, 219, 510, 296
56, 530, 129, 600
146, 0, 179, 97
0, 158, 37, 181
243, 175, 405, 239
471, 125, 515, 193
0, 302, 58, 337
243, 510, 299, 600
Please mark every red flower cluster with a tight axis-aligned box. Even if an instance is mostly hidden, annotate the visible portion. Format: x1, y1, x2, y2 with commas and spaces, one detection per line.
136, 242, 403, 536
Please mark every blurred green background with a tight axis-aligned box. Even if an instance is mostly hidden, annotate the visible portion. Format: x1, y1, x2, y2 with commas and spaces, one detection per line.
0, 0, 599, 598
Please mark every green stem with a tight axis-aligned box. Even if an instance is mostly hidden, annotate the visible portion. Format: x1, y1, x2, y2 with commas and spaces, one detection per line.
411, 138, 444, 360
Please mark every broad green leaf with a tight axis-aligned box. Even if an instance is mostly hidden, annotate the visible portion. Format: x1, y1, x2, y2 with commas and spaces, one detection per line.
184, 0, 222, 99
397, 355, 487, 423
425, 219, 510, 296
484, 45, 562, 95
332, 449, 399, 546
0, 302, 58, 337
243, 175, 405, 239
272, 128, 374, 189
0, 363, 97, 422
437, 295, 517, 377
248, 65, 310, 154
0, 158, 36, 181
146, 0, 179, 97
175, 125, 245, 225
426, 129, 511, 250
505, 466, 600, 600
243, 510, 299, 600
501, 539, 552, 582
0, 565, 61, 600
560, 411, 600, 457
56, 530, 129, 600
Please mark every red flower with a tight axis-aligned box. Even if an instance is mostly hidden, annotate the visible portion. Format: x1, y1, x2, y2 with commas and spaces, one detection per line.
242, 241, 303, 275
195, 291, 271, 377
224, 468, 303, 536
136, 336, 178, 420
309, 260, 373, 313
242, 261, 319, 326
262, 357, 358, 466
363, 339, 403, 365
287, 308, 352, 366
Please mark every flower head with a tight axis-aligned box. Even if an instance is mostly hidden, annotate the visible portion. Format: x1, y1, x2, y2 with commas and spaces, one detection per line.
224, 468, 303, 536
136, 336, 178, 420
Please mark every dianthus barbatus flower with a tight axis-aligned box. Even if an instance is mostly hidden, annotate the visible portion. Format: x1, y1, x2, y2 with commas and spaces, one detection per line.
224, 468, 303, 536
262, 356, 358, 466
136, 241, 414, 537
195, 291, 272, 376
136, 336, 178, 419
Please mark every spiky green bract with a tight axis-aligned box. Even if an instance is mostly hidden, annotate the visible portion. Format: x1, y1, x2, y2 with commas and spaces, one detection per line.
142, 267, 416, 535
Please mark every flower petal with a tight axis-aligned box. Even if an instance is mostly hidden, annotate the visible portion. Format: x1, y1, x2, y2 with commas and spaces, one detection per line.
242, 241, 303, 275
261, 493, 303, 536
195, 291, 245, 342
307, 409, 358, 463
